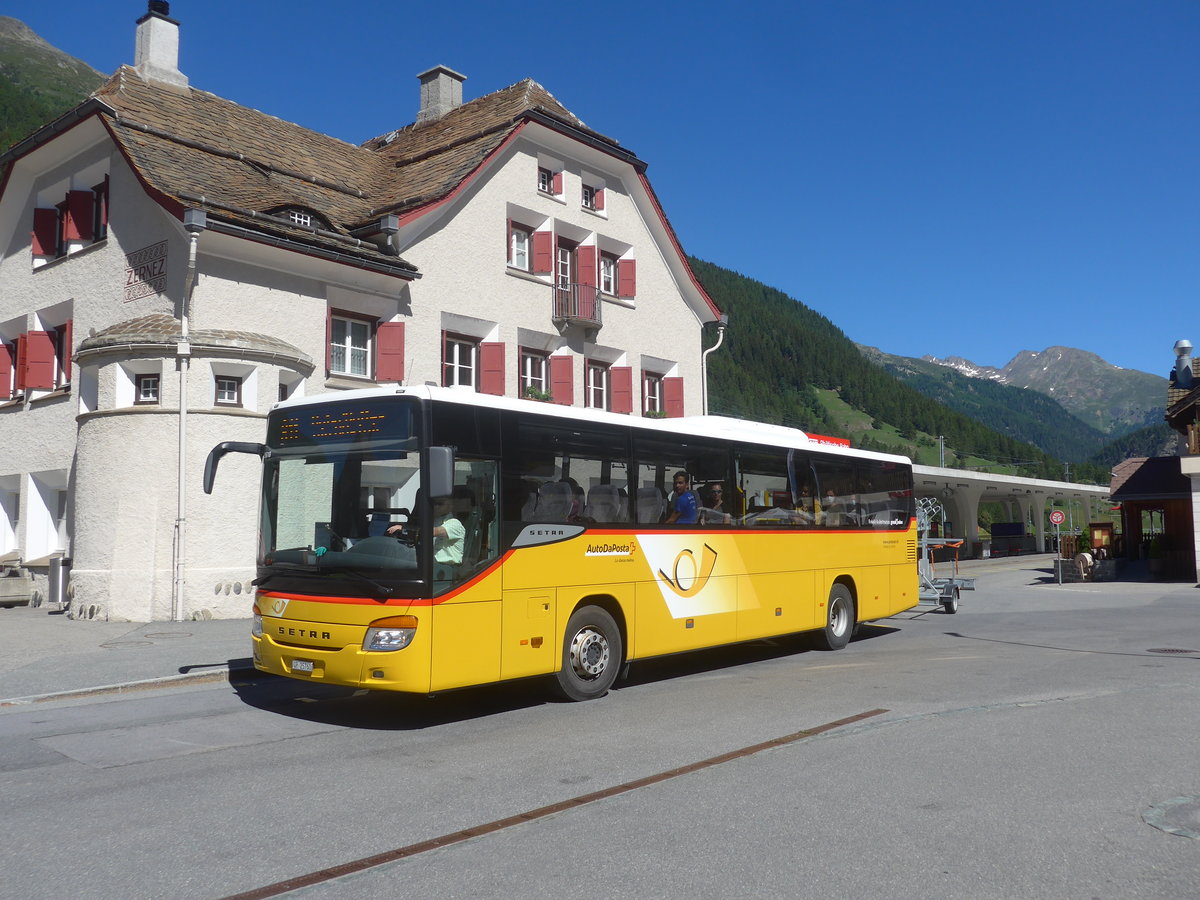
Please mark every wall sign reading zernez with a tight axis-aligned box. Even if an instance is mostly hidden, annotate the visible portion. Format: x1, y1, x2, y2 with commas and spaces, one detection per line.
123, 240, 168, 301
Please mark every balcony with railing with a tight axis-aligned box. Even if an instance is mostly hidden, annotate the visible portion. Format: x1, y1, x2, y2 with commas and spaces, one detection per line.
552, 283, 603, 331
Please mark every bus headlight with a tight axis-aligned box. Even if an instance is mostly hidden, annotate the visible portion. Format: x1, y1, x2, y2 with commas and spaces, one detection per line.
251, 604, 263, 638
364, 615, 418, 652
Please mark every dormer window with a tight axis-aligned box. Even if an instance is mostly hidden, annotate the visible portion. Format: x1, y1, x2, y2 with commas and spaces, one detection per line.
271, 207, 329, 231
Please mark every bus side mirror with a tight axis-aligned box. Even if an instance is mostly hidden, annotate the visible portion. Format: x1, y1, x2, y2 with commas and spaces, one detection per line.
204, 441, 267, 494
428, 446, 454, 499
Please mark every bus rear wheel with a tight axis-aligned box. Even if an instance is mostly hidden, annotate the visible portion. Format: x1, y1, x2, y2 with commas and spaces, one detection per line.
816, 584, 854, 651
554, 606, 622, 701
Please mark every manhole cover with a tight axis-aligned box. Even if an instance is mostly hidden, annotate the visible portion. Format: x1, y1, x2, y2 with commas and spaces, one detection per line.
1147, 648, 1198, 655
1144, 797, 1200, 839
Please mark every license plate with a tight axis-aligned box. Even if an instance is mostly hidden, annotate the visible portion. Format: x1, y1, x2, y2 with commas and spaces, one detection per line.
291, 659, 315, 673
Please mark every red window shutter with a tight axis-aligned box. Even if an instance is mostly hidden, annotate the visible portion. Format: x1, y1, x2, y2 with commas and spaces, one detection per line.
610, 366, 633, 415
23, 331, 57, 390
375, 321, 405, 382
532, 231, 553, 274
60, 319, 72, 385
66, 190, 94, 242
594, 188, 605, 211
480, 342, 505, 396
0, 342, 13, 400
550, 355, 573, 405
618, 259, 637, 298
577, 246, 597, 286
32, 209, 57, 256
551, 171, 562, 194
14, 335, 27, 392
664, 376, 684, 418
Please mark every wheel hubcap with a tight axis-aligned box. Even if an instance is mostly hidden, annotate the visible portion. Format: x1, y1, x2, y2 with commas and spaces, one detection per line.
569, 627, 609, 679
831, 599, 848, 635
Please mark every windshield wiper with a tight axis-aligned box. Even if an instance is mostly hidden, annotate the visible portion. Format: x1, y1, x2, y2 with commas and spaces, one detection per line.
255, 558, 394, 602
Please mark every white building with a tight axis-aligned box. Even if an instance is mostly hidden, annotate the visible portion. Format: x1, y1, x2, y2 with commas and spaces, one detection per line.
0, 3, 722, 621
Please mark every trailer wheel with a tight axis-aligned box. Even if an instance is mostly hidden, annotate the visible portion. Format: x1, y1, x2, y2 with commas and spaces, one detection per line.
942, 588, 960, 614
816, 584, 854, 651
553, 606, 622, 701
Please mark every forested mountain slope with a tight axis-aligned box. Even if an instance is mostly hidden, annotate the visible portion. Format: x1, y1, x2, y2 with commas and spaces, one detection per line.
690, 258, 1106, 482
0, 17, 105, 152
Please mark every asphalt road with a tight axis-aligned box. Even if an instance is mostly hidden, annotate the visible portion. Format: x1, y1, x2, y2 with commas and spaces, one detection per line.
2, 562, 1198, 899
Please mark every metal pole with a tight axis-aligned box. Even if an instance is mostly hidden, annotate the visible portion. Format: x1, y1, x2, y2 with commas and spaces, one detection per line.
173, 211, 206, 622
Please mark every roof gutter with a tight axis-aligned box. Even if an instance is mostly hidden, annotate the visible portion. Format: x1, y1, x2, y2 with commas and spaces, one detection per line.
199, 217, 421, 280
0, 98, 116, 166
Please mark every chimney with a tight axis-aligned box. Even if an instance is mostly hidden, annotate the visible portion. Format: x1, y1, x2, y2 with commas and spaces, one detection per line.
416, 66, 466, 125
134, 1, 188, 89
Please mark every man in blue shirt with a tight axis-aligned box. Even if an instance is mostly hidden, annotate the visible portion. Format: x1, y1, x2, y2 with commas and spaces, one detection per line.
665, 471, 698, 525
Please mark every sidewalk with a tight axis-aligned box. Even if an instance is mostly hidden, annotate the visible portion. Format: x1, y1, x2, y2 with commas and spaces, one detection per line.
0, 606, 254, 706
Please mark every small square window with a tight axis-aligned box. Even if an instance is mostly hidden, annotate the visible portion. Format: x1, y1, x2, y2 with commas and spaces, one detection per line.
135, 374, 159, 405
215, 376, 242, 407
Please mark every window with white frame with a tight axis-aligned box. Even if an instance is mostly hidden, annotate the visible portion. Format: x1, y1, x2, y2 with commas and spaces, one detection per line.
537, 167, 554, 194
443, 332, 480, 389
135, 374, 159, 405
582, 184, 596, 210
586, 360, 610, 410
520, 348, 549, 396
215, 375, 242, 407
600, 253, 618, 295
643, 371, 664, 415
330, 314, 372, 378
509, 222, 532, 271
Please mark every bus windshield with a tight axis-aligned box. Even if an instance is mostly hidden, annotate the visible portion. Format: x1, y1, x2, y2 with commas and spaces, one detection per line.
259, 398, 425, 591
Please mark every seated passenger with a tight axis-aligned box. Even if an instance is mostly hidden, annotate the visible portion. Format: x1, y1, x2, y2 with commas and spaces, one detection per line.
664, 471, 699, 525
698, 483, 731, 525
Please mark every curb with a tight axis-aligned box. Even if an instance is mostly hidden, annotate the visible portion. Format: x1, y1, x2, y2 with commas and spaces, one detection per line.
0, 661, 260, 708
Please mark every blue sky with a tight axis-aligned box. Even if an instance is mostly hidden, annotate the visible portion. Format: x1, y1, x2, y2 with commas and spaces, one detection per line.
13, 0, 1198, 376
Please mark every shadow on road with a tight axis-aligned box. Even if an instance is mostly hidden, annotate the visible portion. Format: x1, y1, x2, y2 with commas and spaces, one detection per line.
228, 626, 902, 729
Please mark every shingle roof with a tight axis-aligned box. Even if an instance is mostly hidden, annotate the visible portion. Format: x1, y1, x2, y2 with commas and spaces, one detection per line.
77, 313, 311, 367
90, 68, 631, 269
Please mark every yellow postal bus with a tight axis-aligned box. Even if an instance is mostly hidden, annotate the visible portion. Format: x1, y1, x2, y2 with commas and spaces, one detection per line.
205, 386, 918, 700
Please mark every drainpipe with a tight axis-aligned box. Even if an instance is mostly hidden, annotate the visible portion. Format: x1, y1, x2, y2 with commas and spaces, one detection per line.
700, 313, 729, 416
173, 209, 206, 622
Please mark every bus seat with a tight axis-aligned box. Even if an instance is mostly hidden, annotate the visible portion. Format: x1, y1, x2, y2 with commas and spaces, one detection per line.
585, 484, 624, 523
537, 481, 574, 522
636, 487, 665, 523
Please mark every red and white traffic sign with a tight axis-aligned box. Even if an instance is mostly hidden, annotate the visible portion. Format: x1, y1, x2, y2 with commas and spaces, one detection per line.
1049, 510, 1066, 526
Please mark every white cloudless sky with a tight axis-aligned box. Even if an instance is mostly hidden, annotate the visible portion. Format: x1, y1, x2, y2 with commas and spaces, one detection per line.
11, 0, 1198, 376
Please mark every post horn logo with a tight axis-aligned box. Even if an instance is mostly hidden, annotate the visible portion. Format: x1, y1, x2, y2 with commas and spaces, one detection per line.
657, 543, 718, 598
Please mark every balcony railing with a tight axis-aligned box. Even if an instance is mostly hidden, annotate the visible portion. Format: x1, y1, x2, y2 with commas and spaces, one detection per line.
552, 283, 603, 330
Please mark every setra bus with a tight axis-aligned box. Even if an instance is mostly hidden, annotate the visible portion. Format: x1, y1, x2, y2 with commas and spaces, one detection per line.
204, 386, 918, 700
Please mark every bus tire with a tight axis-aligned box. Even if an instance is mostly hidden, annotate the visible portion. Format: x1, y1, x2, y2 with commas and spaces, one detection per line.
554, 606, 622, 701
816, 584, 854, 651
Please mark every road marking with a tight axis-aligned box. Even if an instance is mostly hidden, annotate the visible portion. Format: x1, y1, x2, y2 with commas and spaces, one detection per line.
218, 708, 888, 900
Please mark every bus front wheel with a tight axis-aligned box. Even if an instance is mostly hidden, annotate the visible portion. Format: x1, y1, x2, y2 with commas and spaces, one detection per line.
554, 606, 622, 701
816, 584, 854, 651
